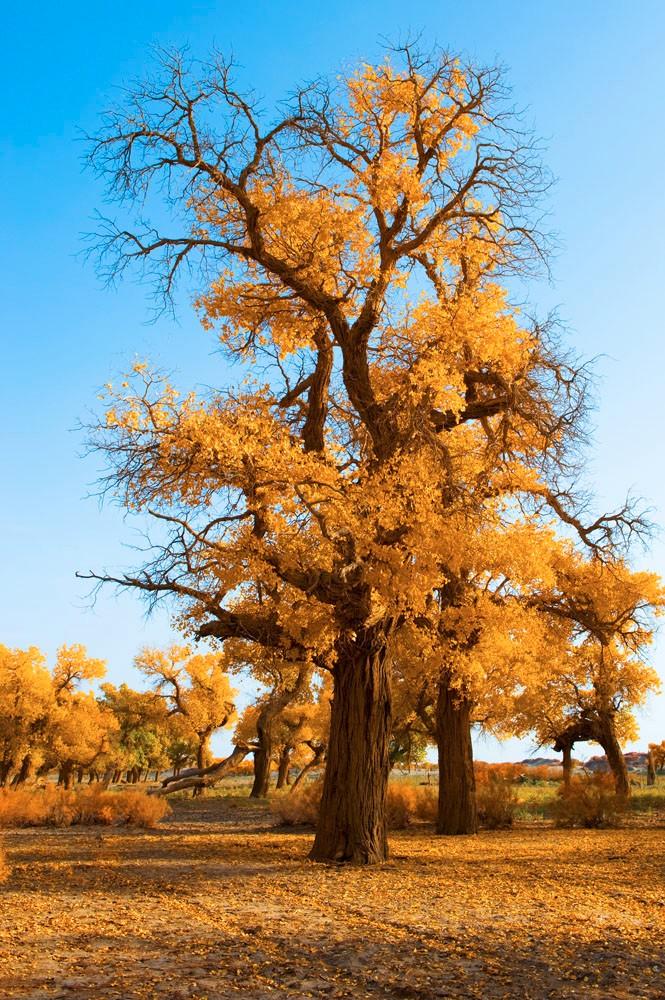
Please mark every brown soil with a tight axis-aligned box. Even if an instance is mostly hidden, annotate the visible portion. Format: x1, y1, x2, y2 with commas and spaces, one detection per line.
0, 798, 663, 999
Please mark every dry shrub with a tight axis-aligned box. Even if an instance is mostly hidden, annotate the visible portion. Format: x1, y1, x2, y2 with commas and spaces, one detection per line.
385, 784, 417, 829
553, 773, 625, 829
475, 761, 524, 785
533, 765, 563, 782
272, 781, 438, 829
412, 784, 438, 823
271, 780, 323, 826
476, 774, 519, 829
227, 759, 254, 776
0, 786, 170, 829
116, 790, 171, 827
0, 845, 8, 883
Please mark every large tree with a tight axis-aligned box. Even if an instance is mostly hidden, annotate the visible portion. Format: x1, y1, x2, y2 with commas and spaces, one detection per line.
85, 44, 642, 863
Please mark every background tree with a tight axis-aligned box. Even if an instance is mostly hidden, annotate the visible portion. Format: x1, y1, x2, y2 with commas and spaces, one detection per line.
135, 646, 237, 790
100, 683, 174, 782
0, 645, 54, 787
516, 555, 663, 795
42, 645, 114, 788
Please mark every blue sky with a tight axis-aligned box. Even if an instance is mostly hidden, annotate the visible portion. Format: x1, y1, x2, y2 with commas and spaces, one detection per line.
1, 1, 664, 761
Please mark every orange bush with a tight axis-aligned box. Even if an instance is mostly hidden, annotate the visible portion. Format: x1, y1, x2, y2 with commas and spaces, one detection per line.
553, 772, 625, 828
0, 845, 8, 883
272, 781, 438, 829
385, 785, 417, 829
476, 774, 519, 829
412, 784, 438, 823
475, 762, 524, 785
527, 765, 563, 783
271, 781, 322, 826
0, 786, 170, 829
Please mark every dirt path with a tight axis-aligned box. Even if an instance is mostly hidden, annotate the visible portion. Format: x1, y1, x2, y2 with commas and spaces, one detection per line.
1, 800, 663, 999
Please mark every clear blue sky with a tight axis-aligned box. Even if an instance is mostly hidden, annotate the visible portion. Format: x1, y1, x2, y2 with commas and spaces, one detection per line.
1, 1, 664, 761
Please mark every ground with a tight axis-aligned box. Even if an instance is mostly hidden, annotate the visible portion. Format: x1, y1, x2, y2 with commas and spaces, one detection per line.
0, 799, 663, 1000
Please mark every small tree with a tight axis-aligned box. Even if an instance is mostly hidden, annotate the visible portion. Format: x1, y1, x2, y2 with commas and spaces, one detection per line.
135, 646, 237, 792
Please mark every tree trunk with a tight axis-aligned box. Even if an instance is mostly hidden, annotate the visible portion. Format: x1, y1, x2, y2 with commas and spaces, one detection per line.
435, 673, 478, 835
0, 759, 15, 787
646, 749, 656, 787
310, 626, 392, 865
561, 743, 573, 791
192, 736, 212, 797
159, 744, 250, 795
598, 717, 630, 798
250, 717, 273, 799
276, 748, 291, 789
291, 745, 324, 791
12, 754, 34, 787
60, 761, 75, 790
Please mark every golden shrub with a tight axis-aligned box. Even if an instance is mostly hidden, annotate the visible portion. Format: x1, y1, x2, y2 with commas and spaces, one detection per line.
411, 784, 438, 822
553, 772, 625, 829
271, 781, 323, 826
0, 786, 170, 829
476, 775, 519, 829
272, 780, 438, 829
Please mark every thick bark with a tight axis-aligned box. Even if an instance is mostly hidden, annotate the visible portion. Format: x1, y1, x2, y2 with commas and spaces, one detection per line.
250, 718, 273, 798
310, 627, 391, 865
597, 717, 630, 798
435, 673, 478, 835
276, 748, 291, 789
647, 750, 656, 787
193, 735, 213, 797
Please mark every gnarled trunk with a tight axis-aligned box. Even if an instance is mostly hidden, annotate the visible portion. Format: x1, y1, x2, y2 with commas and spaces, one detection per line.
160, 744, 250, 795
647, 750, 656, 787
561, 743, 573, 790
250, 748, 272, 798
310, 626, 391, 865
250, 715, 273, 798
598, 717, 630, 798
276, 748, 291, 789
193, 735, 212, 797
12, 754, 34, 787
435, 672, 477, 835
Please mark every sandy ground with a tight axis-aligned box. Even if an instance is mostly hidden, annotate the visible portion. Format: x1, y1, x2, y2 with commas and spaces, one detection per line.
0, 799, 663, 999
